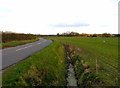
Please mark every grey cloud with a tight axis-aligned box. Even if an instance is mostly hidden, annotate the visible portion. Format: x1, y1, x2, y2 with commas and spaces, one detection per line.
53, 23, 90, 27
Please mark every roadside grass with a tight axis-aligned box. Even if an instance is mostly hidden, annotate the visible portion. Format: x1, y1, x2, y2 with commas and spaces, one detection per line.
50, 37, 118, 86
2, 40, 66, 86
2, 38, 39, 49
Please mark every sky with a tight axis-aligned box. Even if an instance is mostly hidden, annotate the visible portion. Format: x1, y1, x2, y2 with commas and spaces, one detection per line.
0, 0, 119, 34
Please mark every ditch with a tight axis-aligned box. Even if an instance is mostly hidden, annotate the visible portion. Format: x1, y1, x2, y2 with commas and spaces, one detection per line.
64, 44, 104, 87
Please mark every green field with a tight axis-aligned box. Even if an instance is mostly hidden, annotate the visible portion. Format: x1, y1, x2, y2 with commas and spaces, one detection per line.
52, 37, 118, 86
2, 37, 119, 87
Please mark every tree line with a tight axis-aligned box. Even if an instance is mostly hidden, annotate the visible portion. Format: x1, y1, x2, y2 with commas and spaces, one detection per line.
36, 32, 120, 37
57, 32, 120, 37
2, 32, 37, 43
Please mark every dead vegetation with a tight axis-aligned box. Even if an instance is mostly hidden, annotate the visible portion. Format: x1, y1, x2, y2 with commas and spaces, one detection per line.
64, 44, 104, 87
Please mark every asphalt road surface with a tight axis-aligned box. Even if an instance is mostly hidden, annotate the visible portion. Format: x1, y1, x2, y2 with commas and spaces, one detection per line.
1, 38, 52, 70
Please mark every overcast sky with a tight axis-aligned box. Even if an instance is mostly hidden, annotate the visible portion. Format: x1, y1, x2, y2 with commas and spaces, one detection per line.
0, 0, 119, 34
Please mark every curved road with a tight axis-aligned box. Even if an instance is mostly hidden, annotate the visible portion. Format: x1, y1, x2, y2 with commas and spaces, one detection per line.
1, 38, 52, 70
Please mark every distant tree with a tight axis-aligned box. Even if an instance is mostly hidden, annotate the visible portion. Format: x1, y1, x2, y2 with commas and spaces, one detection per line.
61, 31, 79, 37
112, 34, 120, 37
57, 33, 60, 36
92, 34, 97, 37
79, 33, 88, 37
69, 32, 79, 36
102, 33, 112, 37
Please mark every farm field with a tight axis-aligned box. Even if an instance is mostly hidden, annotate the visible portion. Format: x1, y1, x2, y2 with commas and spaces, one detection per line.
2, 37, 119, 87
49, 37, 119, 86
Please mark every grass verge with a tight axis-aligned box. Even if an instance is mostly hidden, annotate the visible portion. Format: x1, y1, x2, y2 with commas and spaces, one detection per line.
2, 38, 39, 49
2, 40, 66, 86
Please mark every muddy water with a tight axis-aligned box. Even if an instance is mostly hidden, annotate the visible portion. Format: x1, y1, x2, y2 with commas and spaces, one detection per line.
66, 52, 77, 87
67, 63, 77, 86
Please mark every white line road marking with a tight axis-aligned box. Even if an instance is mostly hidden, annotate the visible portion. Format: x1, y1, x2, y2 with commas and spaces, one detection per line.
16, 45, 33, 51
37, 42, 41, 44
15, 40, 47, 51
37, 40, 47, 45
42, 40, 47, 42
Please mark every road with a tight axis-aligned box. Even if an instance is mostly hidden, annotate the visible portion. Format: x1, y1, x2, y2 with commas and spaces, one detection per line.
1, 38, 52, 70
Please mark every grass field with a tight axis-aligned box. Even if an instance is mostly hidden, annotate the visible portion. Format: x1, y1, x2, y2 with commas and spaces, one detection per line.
1, 38, 39, 49
50, 37, 118, 86
2, 37, 119, 86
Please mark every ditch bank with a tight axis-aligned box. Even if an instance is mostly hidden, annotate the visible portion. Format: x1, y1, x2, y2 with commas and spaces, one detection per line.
65, 47, 77, 86
64, 45, 103, 87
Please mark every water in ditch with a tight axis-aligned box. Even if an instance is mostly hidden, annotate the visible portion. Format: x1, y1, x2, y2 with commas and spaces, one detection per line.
66, 51, 77, 87
67, 63, 77, 86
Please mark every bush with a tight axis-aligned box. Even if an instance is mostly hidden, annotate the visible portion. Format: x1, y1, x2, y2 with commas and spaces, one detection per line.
2, 32, 37, 43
